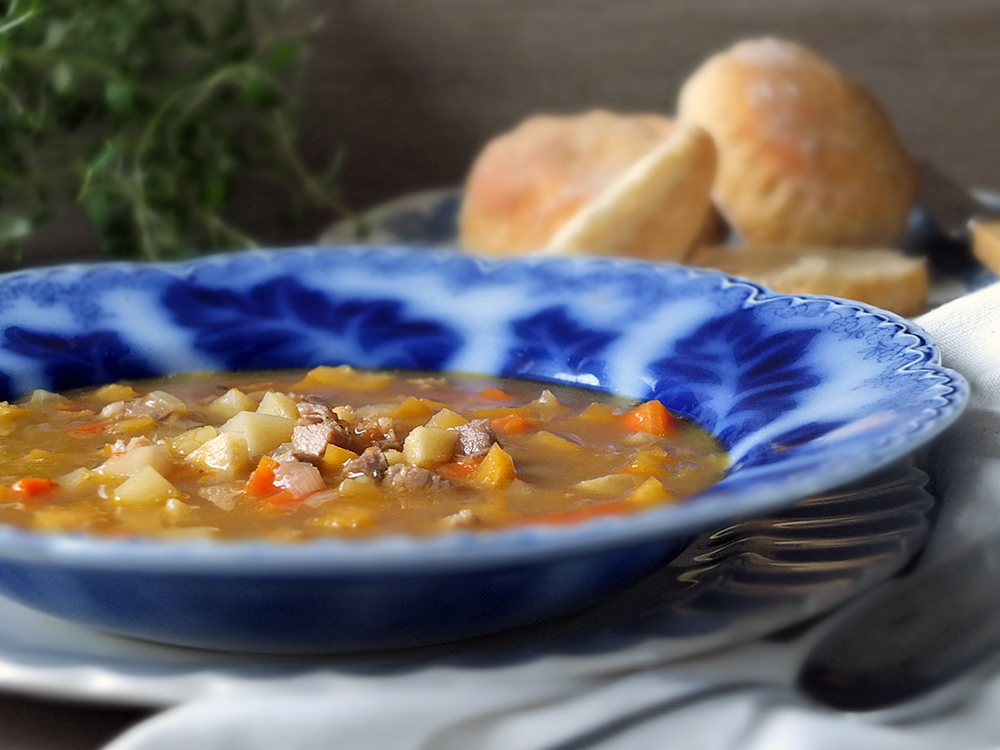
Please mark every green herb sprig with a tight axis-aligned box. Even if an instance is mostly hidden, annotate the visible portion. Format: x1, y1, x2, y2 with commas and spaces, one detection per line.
0, 0, 346, 261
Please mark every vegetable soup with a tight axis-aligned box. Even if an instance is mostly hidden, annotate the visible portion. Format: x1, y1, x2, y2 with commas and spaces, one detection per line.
0, 366, 728, 540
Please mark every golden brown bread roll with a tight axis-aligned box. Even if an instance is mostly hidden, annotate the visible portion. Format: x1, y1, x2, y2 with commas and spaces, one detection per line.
544, 122, 717, 262
688, 243, 929, 317
459, 110, 723, 256
677, 37, 918, 248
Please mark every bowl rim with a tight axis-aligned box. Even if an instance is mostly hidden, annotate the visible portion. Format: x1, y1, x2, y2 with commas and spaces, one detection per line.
0, 246, 971, 574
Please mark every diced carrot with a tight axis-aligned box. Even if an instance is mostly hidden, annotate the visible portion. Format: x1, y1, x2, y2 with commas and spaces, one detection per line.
261, 489, 300, 508
11, 477, 57, 498
490, 413, 533, 435
618, 400, 678, 437
69, 421, 109, 438
245, 455, 280, 498
519, 500, 635, 527
478, 387, 512, 402
438, 458, 481, 480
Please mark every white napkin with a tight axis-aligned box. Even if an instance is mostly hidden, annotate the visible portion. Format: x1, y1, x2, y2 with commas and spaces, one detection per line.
104, 281, 1000, 750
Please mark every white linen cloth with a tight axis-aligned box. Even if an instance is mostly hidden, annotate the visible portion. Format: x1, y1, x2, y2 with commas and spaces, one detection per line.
104, 281, 1000, 750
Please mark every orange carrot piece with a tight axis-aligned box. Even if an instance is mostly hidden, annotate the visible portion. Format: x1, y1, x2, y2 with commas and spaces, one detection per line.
520, 501, 635, 527
478, 387, 512, 402
261, 489, 300, 507
69, 421, 109, 438
490, 413, 533, 435
11, 477, 57, 498
245, 456, 280, 498
438, 459, 482, 480
618, 400, 677, 437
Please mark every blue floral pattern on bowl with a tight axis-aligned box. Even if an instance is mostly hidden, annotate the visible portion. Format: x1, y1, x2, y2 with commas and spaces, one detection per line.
0, 247, 969, 652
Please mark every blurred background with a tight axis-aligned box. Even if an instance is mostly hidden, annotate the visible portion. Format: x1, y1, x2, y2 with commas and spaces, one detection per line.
7, 0, 1000, 263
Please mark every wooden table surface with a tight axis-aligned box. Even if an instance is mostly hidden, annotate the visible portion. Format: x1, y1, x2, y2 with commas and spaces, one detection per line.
2, 2, 998, 747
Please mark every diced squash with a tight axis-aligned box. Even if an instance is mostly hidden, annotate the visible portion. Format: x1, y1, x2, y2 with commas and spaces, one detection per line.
391, 396, 435, 421
296, 365, 395, 391
313, 506, 377, 530
490, 413, 534, 435
187, 432, 251, 476
321, 443, 360, 471
112, 415, 157, 435
205, 388, 258, 420
220, 411, 296, 457
426, 408, 467, 429
92, 383, 138, 402
168, 425, 220, 456
113, 465, 180, 505
402, 426, 459, 468
0, 402, 27, 421
472, 443, 516, 488
525, 430, 581, 452
624, 476, 674, 507
574, 474, 638, 498
337, 477, 385, 503
620, 447, 673, 475
256, 391, 300, 419
98, 442, 172, 478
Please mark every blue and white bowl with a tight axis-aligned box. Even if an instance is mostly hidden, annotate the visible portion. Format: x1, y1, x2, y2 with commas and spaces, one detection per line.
0, 247, 969, 652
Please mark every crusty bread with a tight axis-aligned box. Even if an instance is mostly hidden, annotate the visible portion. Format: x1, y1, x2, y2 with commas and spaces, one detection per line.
677, 38, 918, 249
459, 109, 723, 256
544, 122, 717, 261
972, 220, 1000, 277
688, 243, 929, 317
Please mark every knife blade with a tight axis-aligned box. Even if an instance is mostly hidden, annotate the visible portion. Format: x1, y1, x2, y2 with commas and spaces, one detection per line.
796, 527, 1000, 711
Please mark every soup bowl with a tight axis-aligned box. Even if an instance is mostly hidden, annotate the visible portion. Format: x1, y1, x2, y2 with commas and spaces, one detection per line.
0, 247, 968, 652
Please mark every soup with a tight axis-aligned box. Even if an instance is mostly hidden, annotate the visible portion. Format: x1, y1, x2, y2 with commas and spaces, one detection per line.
0, 366, 728, 540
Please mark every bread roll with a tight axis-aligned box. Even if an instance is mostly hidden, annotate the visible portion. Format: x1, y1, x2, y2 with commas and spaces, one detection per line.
544, 122, 717, 262
688, 243, 929, 317
678, 38, 918, 248
459, 110, 723, 256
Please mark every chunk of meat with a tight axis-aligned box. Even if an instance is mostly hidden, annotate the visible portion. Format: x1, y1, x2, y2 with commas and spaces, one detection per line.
296, 400, 335, 424
292, 421, 349, 458
385, 463, 451, 492
273, 457, 326, 499
344, 446, 389, 480
454, 419, 497, 457
353, 414, 404, 452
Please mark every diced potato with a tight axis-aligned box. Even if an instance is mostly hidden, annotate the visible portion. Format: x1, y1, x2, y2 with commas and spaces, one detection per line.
187, 432, 250, 476
112, 415, 157, 435
472, 443, 516, 488
525, 430, 581, 452
92, 383, 138, 402
402, 426, 459, 468
580, 402, 621, 421
337, 477, 385, 503
296, 365, 395, 391
24, 448, 55, 462
162, 498, 193, 523
168, 425, 220, 456
313, 506, 377, 530
383, 449, 405, 466
205, 388, 258, 420
113, 465, 180, 505
58, 467, 99, 489
98, 442, 172, 478
256, 391, 299, 419
425, 408, 467, 429
143, 390, 186, 416
321, 443, 360, 471
574, 474, 638, 498
624, 476, 675, 507
528, 389, 567, 420
220, 411, 296, 457
621, 447, 673, 475
27, 389, 67, 404
391, 396, 435, 421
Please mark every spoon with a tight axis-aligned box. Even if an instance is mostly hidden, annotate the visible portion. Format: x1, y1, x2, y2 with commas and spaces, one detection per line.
797, 526, 1000, 711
